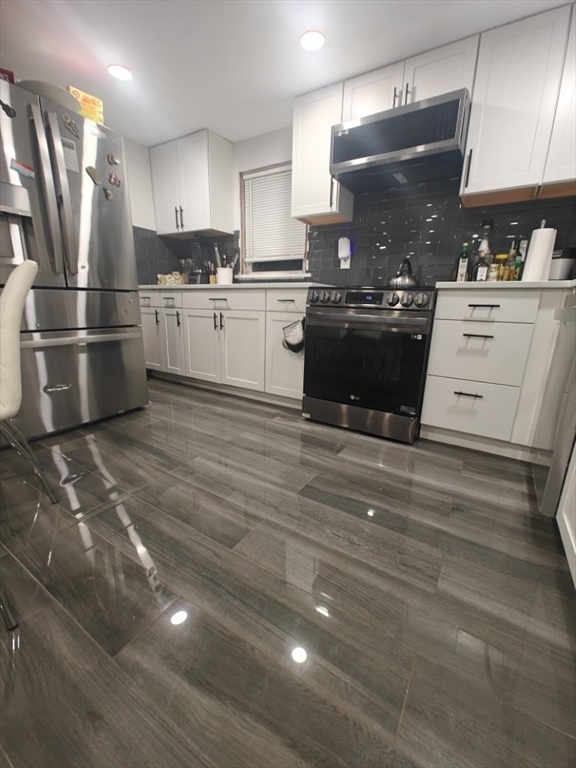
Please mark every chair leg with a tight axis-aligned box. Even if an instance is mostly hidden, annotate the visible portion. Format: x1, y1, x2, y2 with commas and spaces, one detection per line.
0, 420, 59, 504
0, 583, 18, 631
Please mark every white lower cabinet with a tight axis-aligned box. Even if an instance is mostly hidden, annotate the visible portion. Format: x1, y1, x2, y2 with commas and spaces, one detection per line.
140, 306, 163, 371
183, 307, 265, 391
141, 305, 184, 374
221, 311, 265, 391
160, 307, 184, 375
421, 376, 521, 442
183, 309, 221, 383
265, 312, 304, 400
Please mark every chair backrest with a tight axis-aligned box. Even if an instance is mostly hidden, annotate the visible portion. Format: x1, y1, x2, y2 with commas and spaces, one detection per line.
0, 260, 38, 421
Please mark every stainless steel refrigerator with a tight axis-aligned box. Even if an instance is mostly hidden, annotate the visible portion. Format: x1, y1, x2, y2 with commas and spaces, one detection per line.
0, 81, 148, 438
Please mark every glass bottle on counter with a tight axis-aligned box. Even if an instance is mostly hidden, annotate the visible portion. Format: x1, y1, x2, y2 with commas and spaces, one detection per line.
454, 242, 471, 282
487, 263, 500, 281
506, 241, 519, 281
472, 253, 489, 281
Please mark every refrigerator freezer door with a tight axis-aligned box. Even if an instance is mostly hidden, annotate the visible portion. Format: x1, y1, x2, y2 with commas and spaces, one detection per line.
14, 326, 148, 438
42, 98, 138, 291
21, 288, 141, 332
0, 82, 66, 287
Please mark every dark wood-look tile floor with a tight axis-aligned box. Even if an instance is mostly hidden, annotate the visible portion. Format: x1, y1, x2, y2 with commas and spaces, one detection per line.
0, 379, 574, 768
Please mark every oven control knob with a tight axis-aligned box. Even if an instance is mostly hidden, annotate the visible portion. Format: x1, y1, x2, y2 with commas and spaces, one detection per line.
332, 291, 343, 304
310, 291, 320, 303
400, 293, 414, 307
321, 291, 331, 303
386, 292, 400, 307
414, 292, 429, 308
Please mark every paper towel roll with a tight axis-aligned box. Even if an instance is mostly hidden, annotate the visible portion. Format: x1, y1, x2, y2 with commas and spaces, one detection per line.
522, 227, 557, 282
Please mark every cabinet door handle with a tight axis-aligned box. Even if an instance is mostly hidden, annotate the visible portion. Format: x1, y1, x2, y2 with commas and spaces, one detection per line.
213, 312, 218, 330
404, 83, 410, 104
219, 312, 224, 330
179, 206, 184, 229
176, 311, 181, 327
468, 303, 500, 309
454, 391, 483, 399
155, 310, 159, 325
464, 149, 473, 188
174, 207, 179, 230
329, 177, 334, 209
463, 333, 494, 339
393, 86, 399, 106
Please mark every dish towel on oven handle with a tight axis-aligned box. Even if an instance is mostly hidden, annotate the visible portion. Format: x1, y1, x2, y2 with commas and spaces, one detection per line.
282, 317, 305, 353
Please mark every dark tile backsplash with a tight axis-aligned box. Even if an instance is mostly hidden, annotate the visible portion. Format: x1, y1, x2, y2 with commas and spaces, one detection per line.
133, 227, 238, 285
307, 179, 576, 287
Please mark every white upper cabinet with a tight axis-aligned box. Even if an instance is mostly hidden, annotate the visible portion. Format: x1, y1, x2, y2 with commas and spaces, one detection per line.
403, 36, 479, 104
291, 83, 354, 225
542, 10, 576, 188
150, 142, 180, 235
342, 62, 405, 120
461, 6, 571, 200
151, 129, 233, 236
341, 37, 479, 120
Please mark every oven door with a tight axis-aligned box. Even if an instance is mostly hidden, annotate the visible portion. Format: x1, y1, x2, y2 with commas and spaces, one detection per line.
303, 307, 431, 417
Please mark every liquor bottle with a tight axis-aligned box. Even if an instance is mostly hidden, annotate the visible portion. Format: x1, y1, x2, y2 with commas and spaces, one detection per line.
454, 243, 471, 282
473, 254, 489, 281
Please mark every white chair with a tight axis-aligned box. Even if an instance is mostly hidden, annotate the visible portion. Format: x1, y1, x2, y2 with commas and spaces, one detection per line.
0, 261, 59, 630
0, 260, 58, 503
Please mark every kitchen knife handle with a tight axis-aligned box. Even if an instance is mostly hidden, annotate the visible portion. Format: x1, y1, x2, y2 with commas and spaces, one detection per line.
464, 149, 473, 188
454, 391, 483, 399
219, 312, 224, 330
213, 312, 218, 330
462, 333, 494, 339
155, 310, 159, 325
404, 83, 410, 104
175, 207, 179, 230
176, 310, 181, 327
179, 207, 184, 229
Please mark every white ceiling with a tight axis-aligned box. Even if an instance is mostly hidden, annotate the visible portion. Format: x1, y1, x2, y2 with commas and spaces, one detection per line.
1, 0, 570, 147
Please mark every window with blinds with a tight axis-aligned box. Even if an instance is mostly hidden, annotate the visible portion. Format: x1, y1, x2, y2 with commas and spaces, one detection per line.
242, 164, 307, 264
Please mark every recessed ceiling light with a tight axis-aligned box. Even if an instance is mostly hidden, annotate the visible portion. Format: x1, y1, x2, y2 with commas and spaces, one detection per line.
108, 64, 133, 81
291, 646, 308, 663
300, 30, 325, 51
170, 610, 188, 625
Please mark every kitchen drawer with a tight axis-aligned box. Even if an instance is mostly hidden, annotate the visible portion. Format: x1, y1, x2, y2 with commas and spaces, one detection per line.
182, 289, 266, 311
428, 320, 534, 386
435, 290, 540, 323
139, 292, 163, 308
421, 375, 521, 442
266, 289, 308, 314
159, 291, 183, 308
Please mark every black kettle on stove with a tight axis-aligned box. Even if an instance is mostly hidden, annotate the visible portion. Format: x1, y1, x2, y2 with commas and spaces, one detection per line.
389, 258, 418, 289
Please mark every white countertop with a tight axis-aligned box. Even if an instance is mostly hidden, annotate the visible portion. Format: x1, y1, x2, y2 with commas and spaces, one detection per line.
139, 282, 323, 290
436, 279, 576, 290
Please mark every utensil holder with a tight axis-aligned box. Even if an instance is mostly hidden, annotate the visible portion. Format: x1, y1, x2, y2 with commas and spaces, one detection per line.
217, 267, 233, 285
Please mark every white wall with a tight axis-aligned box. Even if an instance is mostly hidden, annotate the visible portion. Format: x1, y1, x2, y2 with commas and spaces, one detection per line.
232, 126, 292, 230
124, 138, 156, 230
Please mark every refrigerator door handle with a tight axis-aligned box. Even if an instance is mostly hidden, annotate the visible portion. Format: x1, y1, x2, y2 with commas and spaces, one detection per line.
29, 104, 63, 273
20, 331, 140, 349
46, 111, 78, 275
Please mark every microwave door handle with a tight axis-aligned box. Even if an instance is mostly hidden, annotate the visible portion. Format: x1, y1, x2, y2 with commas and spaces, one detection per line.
29, 104, 63, 273
46, 111, 78, 275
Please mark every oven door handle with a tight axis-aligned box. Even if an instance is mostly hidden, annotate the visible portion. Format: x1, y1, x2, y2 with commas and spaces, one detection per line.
306, 312, 430, 332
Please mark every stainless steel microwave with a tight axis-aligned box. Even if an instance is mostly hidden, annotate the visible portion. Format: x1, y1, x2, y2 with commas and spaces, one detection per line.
330, 89, 470, 193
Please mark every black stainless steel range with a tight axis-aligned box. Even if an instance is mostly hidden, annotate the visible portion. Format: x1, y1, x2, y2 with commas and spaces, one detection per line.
302, 286, 436, 444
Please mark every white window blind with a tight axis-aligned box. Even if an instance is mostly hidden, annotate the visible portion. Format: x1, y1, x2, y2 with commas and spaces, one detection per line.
243, 166, 307, 263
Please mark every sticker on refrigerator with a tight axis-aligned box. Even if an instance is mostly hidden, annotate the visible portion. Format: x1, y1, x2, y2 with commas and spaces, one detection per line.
61, 138, 79, 172
85, 165, 101, 185
10, 158, 35, 179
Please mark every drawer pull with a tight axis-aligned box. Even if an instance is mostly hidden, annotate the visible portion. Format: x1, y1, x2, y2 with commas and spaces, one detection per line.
454, 391, 483, 399
467, 303, 500, 309
462, 333, 494, 339
209, 297, 228, 301
278, 298, 296, 302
